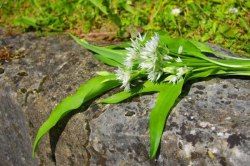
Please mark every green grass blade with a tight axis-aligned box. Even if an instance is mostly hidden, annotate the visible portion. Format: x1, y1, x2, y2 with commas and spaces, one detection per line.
32, 75, 120, 156
14, 16, 37, 28
149, 80, 184, 158
88, 0, 108, 15
71, 34, 126, 67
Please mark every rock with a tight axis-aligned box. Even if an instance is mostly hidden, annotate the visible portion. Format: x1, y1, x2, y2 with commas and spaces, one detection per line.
88, 78, 250, 166
0, 88, 37, 166
0, 32, 108, 165
159, 78, 250, 165
0, 31, 249, 165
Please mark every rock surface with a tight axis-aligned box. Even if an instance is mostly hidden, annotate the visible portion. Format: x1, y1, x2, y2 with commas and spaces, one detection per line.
0, 30, 249, 165
0, 88, 37, 166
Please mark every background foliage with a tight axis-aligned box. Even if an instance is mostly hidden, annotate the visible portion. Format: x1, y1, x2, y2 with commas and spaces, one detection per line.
0, 0, 249, 56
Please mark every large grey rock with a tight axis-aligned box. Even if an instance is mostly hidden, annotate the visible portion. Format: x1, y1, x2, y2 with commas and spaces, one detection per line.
0, 31, 249, 165
88, 78, 250, 166
0, 88, 37, 166
0, 31, 109, 165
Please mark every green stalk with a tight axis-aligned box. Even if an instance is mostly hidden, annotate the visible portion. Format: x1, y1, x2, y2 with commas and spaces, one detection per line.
198, 54, 250, 69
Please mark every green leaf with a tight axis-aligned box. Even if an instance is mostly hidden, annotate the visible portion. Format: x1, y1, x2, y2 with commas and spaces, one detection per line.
101, 81, 167, 104
187, 67, 220, 80
159, 35, 202, 57
190, 40, 250, 60
89, 0, 108, 15
105, 42, 130, 49
218, 59, 250, 68
149, 80, 184, 158
71, 35, 126, 67
190, 40, 214, 53
93, 53, 122, 66
96, 71, 113, 76
33, 75, 120, 156
160, 36, 249, 68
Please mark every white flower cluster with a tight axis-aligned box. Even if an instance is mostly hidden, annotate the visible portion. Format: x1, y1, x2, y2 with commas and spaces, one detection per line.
115, 33, 146, 90
163, 45, 190, 84
115, 68, 131, 91
139, 33, 162, 82
124, 33, 145, 69
116, 33, 190, 90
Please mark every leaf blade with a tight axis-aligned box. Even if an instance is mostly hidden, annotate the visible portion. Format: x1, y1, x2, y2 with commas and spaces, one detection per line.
149, 80, 184, 158
33, 75, 120, 156
71, 35, 126, 67
101, 81, 166, 104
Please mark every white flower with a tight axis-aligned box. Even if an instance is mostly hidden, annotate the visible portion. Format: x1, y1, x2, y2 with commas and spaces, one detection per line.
141, 33, 159, 59
148, 71, 162, 82
115, 68, 131, 91
171, 8, 181, 16
164, 75, 179, 84
228, 7, 238, 14
177, 67, 189, 77
178, 45, 183, 54
124, 47, 137, 68
139, 33, 161, 81
163, 55, 173, 60
176, 57, 182, 62
124, 33, 146, 69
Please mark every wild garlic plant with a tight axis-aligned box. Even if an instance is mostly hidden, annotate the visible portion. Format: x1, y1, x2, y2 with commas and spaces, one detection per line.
116, 33, 192, 90
33, 33, 250, 158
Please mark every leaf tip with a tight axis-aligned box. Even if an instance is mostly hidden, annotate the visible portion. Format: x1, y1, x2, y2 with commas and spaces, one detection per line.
149, 145, 158, 159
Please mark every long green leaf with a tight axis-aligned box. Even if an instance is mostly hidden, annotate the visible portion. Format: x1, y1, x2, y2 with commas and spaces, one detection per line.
33, 74, 120, 156
160, 35, 247, 68
93, 53, 122, 67
149, 80, 184, 158
187, 67, 220, 80
105, 42, 130, 49
71, 35, 126, 67
190, 40, 250, 60
101, 81, 167, 104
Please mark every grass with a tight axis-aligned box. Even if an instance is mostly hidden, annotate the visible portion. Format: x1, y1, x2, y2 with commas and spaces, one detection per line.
0, 0, 249, 57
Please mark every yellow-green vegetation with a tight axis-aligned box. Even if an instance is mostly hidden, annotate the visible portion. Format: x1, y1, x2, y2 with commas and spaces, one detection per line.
0, 0, 249, 56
